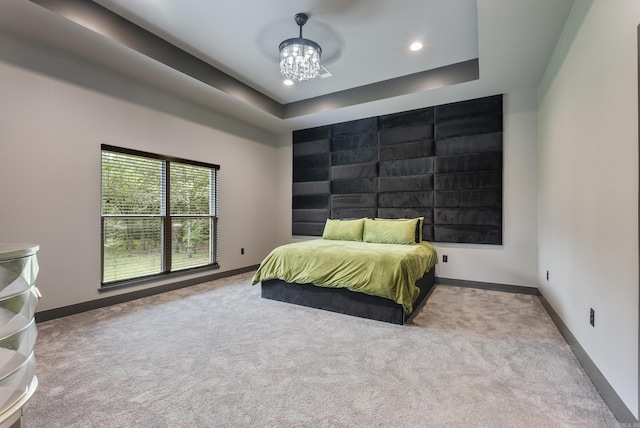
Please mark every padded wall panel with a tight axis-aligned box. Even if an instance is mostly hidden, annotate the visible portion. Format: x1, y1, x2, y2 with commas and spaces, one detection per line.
292, 195, 330, 209
434, 225, 502, 245
378, 125, 434, 146
435, 115, 502, 140
378, 175, 433, 192
293, 167, 330, 182
331, 178, 378, 194
331, 194, 377, 208
434, 208, 501, 226
435, 95, 502, 121
331, 164, 378, 180
435, 189, 502, 208
292, 139, 331, 157
292, 125, 332, 236
332, 117, 377, 136
434, 171, 501, 191
292, 222, 326, 236
379, 157, 434, 176
292, 181, 331, 195
329, 119, 379, 222
292, 209, 331, 223
379, 140, 434, 161
376, 108, 436, 240
293, 127, 330, 144
292, 95, 503, 244
294, 152, 330, 169
331, 133, 377, 152
378, 191, 434, 208
435, 132, 502, 156
432, 95, 503, 244
377, 208, 434, 224
422, 225, 435, 242
436, 152, 502, 173
331, 208, 378, 219
331, 148, 378, 166
378, 107, 434, 129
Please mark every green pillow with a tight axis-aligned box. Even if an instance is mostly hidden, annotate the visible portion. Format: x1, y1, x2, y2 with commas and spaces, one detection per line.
363, 218, 419, 245
322, 218, 364, 241
373, 217, 423, 243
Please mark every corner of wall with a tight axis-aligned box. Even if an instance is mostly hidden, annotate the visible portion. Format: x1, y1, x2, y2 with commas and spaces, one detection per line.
537, 0, 594, 105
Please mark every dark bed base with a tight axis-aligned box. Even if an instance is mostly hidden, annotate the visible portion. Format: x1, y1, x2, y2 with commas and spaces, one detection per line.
260, 268, 436, 325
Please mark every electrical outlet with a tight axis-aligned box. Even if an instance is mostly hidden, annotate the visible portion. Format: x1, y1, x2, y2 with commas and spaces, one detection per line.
442, 255, 448, 263
546, 270, 549, 281
241, 248, 245, 255
590, 308, 595, 327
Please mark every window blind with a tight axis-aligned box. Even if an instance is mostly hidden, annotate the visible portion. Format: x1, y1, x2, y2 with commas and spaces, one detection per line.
101, 145, 219, 285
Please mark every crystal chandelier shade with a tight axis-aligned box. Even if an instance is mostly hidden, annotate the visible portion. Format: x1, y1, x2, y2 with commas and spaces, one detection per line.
279, 13, 322, 83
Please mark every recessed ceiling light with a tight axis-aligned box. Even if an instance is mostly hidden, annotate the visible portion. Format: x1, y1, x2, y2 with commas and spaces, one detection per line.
409, 42, 423, 51
283, 79, 294, 86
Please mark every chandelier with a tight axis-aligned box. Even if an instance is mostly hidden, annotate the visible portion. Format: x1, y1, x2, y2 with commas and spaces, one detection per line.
279, 13, 322, 83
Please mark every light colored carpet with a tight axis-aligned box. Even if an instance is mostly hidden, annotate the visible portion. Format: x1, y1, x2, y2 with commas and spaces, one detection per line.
27, 272, 618, 427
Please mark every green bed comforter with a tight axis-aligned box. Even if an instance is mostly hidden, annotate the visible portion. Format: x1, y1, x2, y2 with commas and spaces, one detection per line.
252, 239, 438, 314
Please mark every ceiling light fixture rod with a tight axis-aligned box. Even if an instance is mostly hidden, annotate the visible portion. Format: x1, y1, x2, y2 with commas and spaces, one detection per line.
295, 13, 308, 38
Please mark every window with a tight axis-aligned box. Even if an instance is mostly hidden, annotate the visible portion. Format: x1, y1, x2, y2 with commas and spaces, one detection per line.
101, 145, 219, 286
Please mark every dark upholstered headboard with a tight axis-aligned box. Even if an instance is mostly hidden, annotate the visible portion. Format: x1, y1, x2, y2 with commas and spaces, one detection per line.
292, 95, 503, 245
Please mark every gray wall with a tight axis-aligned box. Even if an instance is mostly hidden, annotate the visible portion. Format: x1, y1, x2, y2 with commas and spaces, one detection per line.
0, 35, 282, 312
537, 0, 639, 417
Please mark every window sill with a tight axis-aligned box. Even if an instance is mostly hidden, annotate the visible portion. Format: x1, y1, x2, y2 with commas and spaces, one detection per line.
98, 264, 220, 293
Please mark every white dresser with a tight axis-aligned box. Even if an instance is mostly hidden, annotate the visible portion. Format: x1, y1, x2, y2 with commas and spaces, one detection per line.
0, 244, 40, 428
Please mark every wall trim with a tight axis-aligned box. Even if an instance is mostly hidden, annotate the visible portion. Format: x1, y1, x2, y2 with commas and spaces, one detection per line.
435, 276, 538, 295
538, 292, 637, 423
35, 265, 259, 323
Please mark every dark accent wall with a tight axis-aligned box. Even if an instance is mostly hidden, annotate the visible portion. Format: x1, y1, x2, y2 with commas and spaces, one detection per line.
292, 95, 503, 245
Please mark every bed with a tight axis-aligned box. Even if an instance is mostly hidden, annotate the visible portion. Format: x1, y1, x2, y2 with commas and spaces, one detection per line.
252, 218, 438, 324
